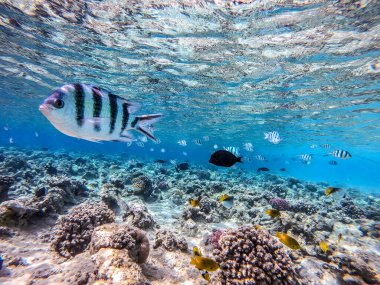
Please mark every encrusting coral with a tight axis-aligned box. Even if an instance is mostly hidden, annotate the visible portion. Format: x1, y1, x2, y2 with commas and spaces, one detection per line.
153, 229, 188, 252
213, 226, 299, 285
51, 202, 115, 258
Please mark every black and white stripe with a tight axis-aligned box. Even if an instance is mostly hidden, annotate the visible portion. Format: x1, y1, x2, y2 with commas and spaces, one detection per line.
108, 93, 118, 134
73, 83, 85, 127
92, 86, 102, 132
121, 102, 130, 134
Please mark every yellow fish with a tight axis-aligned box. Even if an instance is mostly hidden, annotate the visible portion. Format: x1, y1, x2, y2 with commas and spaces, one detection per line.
276, 232, 301, 250
320, 240, 328, 253
189, 198, 200, 207
193, 246, 202, 256
219, 194, 234, 209
201, 270, 210, 282
325, 187, 341, 196
265, 209, 281, 218
190, 256, 219, 272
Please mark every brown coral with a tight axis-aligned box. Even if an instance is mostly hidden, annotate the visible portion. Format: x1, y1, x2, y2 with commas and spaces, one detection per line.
213, 226, 299, 285
51, 202, 115, 258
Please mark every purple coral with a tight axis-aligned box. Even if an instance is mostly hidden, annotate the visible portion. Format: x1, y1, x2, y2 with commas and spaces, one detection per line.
208, 229, 225, 249
269, 198, 290, 211
213, 226, 298, 285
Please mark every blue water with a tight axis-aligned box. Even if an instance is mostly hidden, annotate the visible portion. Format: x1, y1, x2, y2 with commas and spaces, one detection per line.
1, 0, 380, 194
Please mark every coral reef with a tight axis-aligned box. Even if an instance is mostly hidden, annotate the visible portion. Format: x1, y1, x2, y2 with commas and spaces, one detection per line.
269, 198, 290, 211
0, 176, 14, 202
153, 229, 188, 252
123, 200, 156, 229
213, 226, 299, 285
290, 200, 318, 215
90, 223, 150, 264
51, 202, 115, 258
341, 198, 365, 219
131, 175, 153, 198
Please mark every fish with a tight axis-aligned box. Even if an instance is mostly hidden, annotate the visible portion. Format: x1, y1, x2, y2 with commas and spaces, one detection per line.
264, 131, 281, 144
243, 142, 253, 152
280, 168, 286, 171
176, 162, 189, 171
255, 155, 267, 161
150, 148, 154, 152
213, 144, 218, 149
209, 150, 242, 167
178, 140, 187, 146
154, 138, 161, 144
193, 246, 202, 256
299, 154, 312, 162
328, 160, 338, 165
154, 159, 166, 163
223, 146, 240, 157
194, 139, 202, 145
276, 232, 301, 250
319, 240, 328, 253
310, 144, 318, 149
203, 136, 209, 141
160, 148, 166, 153
338, 233, 343, 244
329, 150, 352, 159
182, 151, 188, 156
35, 131, 39, 137
201, 271, 211, 282
258, 167, 270, 172
3, 126, 9, 131
320, 144, 331, 149
219, 194, 234, 209
325, 187, 341, 196
9, 137, 14, 144
0, 255, 3, 270
136, 141, 144, 147
189, 198, 200, 207
265, 209, 281, 218
170, 159, 177, 165
39, 83, 162, 143
190, 256, 219, 272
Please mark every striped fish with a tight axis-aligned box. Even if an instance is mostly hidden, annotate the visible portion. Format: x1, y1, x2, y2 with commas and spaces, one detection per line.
255, 155, 267, 161
299, 154, 312, 161
136, 141, 145, 147
193, 139, 202, 145
178, 140, 187, 146
223, 146, 240, 157
264, 131, 281, 144
243, 142, 253, 152
39, 84, 161, 143
320, 144, 331, 149
330, 150, 352, 159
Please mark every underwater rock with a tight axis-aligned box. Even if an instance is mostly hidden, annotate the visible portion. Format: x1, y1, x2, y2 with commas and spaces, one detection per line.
43, 163, 58, 175
266, 184, 288, 198
269, 198, 290, 211
0, 226, 14, 237
46, 175, 88, 198
51, 202, 115, 258
90, 223, 150, 264
157, 180, 169, 191
123, 200, 156, 229
100, 183, 119, 210
153, 229, 188, 252
0, 199, 39, 226
213, 226, 299, 285
3, 157, 28, 172
0, 175, 14, 202
131, 175, 154, 198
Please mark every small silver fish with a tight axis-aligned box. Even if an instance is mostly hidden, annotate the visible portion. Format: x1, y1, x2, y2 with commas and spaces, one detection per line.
194, 139, 202, 145
243, 142, 253, 152
255, 155, 267, 161
178, 140, 187, 146
264, 131, 281, 144
39, 84, 162, 143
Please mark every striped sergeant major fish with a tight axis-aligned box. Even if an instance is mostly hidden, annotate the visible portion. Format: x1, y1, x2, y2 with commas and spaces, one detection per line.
264, 131, 281, 144
320, 144, 331, 149
39, 84, 162, 143
193, 139, 202, 145
223, 146, 240, 157
299, 154, 312, 161
255, 155, 267, 161
329, 150, 352, 159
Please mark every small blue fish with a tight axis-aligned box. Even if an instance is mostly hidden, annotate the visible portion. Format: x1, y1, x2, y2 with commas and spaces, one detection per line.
0, 256, 3, 270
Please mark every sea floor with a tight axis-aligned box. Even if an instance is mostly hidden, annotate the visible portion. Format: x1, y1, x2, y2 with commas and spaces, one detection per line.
0, 146, 379, 285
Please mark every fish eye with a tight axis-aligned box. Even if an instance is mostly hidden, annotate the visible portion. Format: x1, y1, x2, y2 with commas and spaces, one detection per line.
53, 99, 64, 109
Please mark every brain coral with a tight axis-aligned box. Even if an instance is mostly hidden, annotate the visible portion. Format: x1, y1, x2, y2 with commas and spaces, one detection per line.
51, 202, 115, 258
213, 226, 299, 285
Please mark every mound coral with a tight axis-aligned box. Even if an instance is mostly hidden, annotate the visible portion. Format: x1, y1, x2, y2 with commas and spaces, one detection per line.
132, 175, 153, 198
90, 223, 150, 264
269, 198, 290, 211
123, 200, 156, 229
153, 229, 188, 252
213, 226, 299, 285
341, 198, 365, 219
51, 202, 115, 258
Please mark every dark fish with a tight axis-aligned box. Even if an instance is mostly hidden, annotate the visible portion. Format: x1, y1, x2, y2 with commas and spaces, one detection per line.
8, 18, 21, 28
176, 162, 189, 171
209, 150, 242, 167
280, 168, 286, 171
328, 160, 337, 165
154, 159, 167, 163
41, 147, 49, 151
257, 167, 270, 172
0, 255, 3, 270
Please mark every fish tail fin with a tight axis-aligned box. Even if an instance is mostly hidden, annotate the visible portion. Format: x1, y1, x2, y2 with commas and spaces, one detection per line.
264, 132, 268, 139
131, 114, 162, 142
237, 157, 243, 163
